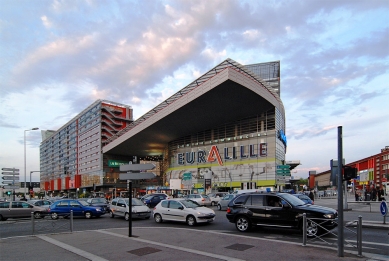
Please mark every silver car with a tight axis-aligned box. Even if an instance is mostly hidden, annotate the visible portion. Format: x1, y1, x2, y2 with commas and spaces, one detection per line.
187, 194, 212, 206
0, 201, 46, 221
109, 198, 151, 220
217, 194, 236, 211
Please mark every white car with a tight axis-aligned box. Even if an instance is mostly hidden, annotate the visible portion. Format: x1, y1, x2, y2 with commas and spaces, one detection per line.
207, 192, 228, 206
186, 194, 212, 206
153, 199, 215, 226
109, 198, 151, 220
217, 194, 237, 211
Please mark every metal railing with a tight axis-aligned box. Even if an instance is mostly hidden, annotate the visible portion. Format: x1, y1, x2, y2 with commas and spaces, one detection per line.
31, 211, 73, 235
302, 213, 363, 257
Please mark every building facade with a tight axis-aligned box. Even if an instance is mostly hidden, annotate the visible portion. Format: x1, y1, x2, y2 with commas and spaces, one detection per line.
39, 59, 288, 196
308, 146, 389, 192
39, 100, 133, 194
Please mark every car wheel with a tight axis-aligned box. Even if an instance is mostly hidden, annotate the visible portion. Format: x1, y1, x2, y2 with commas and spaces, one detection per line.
217, 204, 222, 211
305, 220, 320, 237
236, 216, 251, 232
211, 201, 215, 206
125, 212, 130, 221
154, 213, 162, 223
85, 211, 92, 219
0, 214, 8, 221
51, 212, 59, 220
33, 212, 42, 219
109, 211, 115, 218
186, 215, 197, 226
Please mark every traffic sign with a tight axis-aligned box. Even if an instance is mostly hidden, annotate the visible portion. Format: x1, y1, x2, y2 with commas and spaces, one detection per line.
277, 165, 290, 169
2, 176, 19, 180
2, 181, 20, 185
1, 168, 19, 172
276, 165, 291, 175
380, 201, 388, 217
276, 176, 286, 184
3, 185, 19, 189
119, 163, 156, 172
119, 172, 156, 180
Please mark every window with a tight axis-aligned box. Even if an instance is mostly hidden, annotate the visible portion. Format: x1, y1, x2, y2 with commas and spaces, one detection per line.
169, 201, 182, 209
234, 195, 249, 205
0, 202, 10, 208
250, 195, 264, 206
111, 200, 117, 206
161, 201, 168, 208
70, 201, 80, 207
57, 201, 69, 207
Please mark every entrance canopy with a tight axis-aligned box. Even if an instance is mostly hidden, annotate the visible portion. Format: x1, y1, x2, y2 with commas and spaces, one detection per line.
103, 59, 284, 157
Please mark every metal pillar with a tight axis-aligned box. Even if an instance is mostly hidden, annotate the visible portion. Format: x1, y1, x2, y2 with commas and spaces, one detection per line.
337, 126, 344, 257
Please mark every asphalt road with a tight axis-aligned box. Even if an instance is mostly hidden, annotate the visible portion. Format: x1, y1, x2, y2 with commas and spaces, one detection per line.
0, 202, 388, 257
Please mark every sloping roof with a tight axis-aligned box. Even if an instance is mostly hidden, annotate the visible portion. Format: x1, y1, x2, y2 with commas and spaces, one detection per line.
103, 58, 284, 157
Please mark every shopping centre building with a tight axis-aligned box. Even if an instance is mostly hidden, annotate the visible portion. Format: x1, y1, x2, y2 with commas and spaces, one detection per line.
40, 58, 292, 197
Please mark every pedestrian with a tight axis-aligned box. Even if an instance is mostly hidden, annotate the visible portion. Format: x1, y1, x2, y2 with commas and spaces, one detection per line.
371, 187, 377, 201
378, 187, 385, 201
355, 191, 359, 201
309, 190, 314, 201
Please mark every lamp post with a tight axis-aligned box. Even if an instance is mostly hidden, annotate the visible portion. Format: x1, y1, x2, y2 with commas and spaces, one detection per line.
30, 171, 43, 195
24, 128, 39, 197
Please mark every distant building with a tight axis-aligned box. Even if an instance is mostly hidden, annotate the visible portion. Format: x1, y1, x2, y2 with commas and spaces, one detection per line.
39, 100, 133, 193
309, 146, 389, 190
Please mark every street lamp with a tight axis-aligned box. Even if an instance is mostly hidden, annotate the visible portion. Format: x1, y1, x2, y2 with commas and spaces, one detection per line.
24, 128, 39, 197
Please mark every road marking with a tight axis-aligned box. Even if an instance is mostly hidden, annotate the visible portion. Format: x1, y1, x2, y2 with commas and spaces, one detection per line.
37, 235, 109, 261
97, 229, 245, 261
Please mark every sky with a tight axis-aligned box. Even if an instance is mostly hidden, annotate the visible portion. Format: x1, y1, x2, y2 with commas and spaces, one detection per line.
1, 0, 388, 183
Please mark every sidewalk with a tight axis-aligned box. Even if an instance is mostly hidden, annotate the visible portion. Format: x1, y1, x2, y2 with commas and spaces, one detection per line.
1, 227, 388, 261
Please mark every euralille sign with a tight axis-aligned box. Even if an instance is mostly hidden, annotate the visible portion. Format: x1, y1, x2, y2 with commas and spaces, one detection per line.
177, 143, 267, 167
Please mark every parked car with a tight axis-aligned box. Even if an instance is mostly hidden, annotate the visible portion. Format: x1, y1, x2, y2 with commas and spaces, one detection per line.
141, 193, 170, 202
86, 198, 110, 213
153, 199, 215, 226
217, 194, 236, 211
207, 192, 228, 206
27, 199, 53, 210
187, 194, 212, 206
143, 194, 169, 208
48, 199, 105, 219
292, 194, 314, 205
109, 197, 151, 220
0, 201, 46, 221
226, 192, 338, 237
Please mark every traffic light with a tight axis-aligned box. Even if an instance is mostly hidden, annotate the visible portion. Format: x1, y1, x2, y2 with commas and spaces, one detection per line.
6, 191, 11, 195
343, 166, 358, 181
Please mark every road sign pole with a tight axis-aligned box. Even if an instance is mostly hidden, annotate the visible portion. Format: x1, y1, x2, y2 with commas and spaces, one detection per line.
128, 180, 132, 237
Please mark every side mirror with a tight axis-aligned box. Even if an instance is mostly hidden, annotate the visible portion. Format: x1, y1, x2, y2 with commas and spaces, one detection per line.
178, 206, 184, 210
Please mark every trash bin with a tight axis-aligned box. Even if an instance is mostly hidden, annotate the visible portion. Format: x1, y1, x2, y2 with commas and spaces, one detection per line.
365, 194, 370, 201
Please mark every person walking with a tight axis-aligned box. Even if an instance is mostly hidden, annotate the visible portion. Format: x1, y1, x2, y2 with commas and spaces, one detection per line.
309, 190, 314, 201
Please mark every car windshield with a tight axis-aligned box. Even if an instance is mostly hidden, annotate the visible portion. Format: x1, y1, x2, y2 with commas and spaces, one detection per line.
180, 200, 201, 208
93, 198, 106, 203
280, 193, 306, 206
79, 201, 89, 206
125, 198, 145, 206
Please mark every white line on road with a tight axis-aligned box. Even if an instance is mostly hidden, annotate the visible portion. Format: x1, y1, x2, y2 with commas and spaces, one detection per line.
97, 229, 245, 261
37, 235, 109, 261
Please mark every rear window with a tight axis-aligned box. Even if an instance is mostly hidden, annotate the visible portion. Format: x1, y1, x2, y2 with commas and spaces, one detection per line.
0, 202, 10, 208
234, 195, 249, 205
246, 195, 264, 206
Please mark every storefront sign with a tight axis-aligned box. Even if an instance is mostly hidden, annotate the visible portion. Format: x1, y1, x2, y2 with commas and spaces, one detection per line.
108, 160, 129, 167
177, 143, 267, 166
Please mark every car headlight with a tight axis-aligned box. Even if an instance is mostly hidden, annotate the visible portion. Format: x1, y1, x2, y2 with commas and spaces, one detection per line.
196, 212, 208, 215
323, 214, 334, 219
132, 209, 137, 213
96, 209, 101, 212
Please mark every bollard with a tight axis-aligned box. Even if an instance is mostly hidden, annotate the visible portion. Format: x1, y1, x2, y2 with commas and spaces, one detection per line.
302, 213, 307, 246
70, 210, 73, 232
357, 215, 362, 257
31, 212, 35, 235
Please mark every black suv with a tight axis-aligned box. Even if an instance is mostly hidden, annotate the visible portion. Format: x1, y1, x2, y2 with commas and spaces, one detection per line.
226, 192, 337, 236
